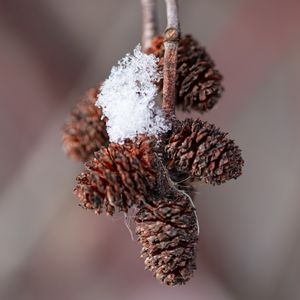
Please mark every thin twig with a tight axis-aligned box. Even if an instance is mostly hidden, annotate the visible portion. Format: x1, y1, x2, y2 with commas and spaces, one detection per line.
174, 176, 191, 184
162, 0, 180, 119
178, 188, 200, 235
124, 212, 135, 241
141, 0, 158, 51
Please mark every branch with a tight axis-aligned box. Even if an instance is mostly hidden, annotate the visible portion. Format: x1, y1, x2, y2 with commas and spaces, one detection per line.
162, 0, 180, 120
141, 0, 158, 51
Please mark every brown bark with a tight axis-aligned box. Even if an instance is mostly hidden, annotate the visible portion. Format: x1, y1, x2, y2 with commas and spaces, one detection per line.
162, 0, 180, 120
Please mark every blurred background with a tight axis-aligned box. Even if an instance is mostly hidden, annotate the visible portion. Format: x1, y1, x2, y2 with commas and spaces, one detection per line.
1, 0, 300, 299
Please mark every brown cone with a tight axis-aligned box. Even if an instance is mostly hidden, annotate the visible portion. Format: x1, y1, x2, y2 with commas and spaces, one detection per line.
74, 136, 157, 215
147, 34, 223, 113
62, 87, 108, 162
135, 187, 198, 286
165, 119, 244, 185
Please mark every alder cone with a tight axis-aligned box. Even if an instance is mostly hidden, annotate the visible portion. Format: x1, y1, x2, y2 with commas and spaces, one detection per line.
74, 136, 157, 215
147, 34, 223, 113
165, 119, 244, 185
135, 190, 198, 286
62, 87, 108, 162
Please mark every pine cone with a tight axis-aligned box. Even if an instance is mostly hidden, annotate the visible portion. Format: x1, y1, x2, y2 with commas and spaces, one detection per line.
147, 34, 223, 113
135, 189, 198, 286
62, 87, 108, 162
165, 119, 244, 185
74, 136, 157, 215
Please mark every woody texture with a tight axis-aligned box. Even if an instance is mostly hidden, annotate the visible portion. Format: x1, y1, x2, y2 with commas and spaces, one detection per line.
135, 169, 198, 286
74, 136, 157, 216
62, 0, 244, 287
165, 119, 244, 185
62, 87, 108, 162
147, 34, 224, 113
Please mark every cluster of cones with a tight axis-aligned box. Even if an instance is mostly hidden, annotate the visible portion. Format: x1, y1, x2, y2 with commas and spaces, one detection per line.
62, 35, 244, 286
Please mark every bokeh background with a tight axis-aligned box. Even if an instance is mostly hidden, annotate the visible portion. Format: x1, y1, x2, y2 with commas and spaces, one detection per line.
1, 0, 300, 299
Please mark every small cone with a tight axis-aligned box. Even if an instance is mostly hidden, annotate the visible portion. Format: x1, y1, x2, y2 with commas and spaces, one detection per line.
147, 34, 223, 113
62, 87, 108, 162
165, 119, 244, 185
74, 136, 157, 215
135, 188, 198, 286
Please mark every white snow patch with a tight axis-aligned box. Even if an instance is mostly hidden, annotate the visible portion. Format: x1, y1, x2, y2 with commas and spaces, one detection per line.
96, 45, 169, 143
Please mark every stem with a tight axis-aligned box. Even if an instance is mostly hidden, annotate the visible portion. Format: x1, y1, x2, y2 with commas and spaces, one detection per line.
162, 0, 180, 120
141, 0, 158, 51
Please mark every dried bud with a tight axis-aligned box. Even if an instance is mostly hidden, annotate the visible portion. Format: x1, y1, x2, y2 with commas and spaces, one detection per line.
62, 87, 108, 162
74, 136, 157, 215
165, 119, 244, 185
147, 34, 223, 113
135, 189, 198, 286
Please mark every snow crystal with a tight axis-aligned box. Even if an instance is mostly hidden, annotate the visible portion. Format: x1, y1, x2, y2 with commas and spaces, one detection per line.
96, 45, 169, 143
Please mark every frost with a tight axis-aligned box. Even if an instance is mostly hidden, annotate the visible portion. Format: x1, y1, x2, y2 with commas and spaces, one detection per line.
96, 45, 169, 143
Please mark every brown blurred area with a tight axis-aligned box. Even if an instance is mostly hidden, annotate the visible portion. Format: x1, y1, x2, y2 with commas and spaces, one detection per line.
1, 0, 300, 299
